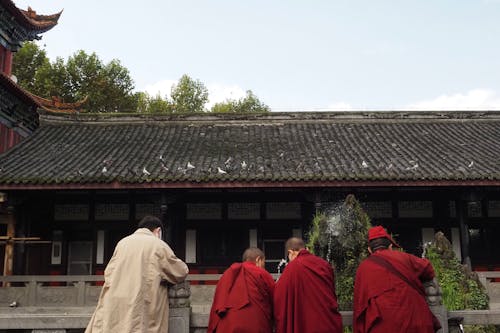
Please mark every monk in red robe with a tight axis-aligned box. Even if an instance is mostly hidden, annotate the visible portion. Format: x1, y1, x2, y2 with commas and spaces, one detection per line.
353, 226, 441, 333
274, 237, 343, 333
207, 247, 275, 333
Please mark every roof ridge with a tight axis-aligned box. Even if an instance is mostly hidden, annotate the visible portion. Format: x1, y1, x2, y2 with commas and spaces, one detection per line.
38, 110, 500, 125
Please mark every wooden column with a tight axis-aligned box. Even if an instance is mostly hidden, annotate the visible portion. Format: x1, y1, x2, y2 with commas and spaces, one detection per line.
3, 207, 15, 286
160, 194, 172, 244
456, 199, 472, 269
3, 49, 13, 76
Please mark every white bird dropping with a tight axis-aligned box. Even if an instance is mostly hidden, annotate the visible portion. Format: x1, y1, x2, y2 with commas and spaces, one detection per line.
143, 167, 151, 176
218, 167, 227, 174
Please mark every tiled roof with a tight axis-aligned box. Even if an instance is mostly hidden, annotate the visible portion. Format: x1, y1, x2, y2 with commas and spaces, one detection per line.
0, 112, 499, 188
1, 1, 61, 32
0, 72, 40, 134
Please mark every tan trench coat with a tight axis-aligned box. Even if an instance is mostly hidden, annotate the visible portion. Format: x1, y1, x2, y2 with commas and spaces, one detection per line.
85, 228, 189, 333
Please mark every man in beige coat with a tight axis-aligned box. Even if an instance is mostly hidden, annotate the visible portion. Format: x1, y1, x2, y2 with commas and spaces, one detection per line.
86, 216, 189, 333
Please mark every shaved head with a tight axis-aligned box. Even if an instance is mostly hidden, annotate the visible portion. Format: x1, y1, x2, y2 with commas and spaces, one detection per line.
242, 247, 265, 262
285, 237, 305, 254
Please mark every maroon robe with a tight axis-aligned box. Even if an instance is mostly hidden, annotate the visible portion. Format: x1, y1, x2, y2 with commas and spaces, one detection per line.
274, 249, 343, 333
353, 249, 438, 333
207, 261, 275, 333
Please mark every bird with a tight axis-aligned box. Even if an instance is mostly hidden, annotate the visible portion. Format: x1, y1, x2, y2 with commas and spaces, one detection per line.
218, 167, 227, 174
187, 162, 195, 169
143, 167, 151, 176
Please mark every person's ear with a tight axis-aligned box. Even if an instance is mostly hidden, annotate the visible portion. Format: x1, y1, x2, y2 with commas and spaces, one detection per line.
368, 247, 373, 254
388, 244, 393, 250
153, 227, 162, 239
256, 256, 265, 268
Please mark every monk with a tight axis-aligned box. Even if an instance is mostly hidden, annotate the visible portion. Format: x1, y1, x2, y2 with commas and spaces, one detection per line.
274, 237, 343, 333
207, 247, 275, 333
85, 216, 189, 333
353, 226, 441, 333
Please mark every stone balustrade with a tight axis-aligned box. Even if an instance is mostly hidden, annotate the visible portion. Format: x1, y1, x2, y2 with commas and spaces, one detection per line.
0, 275, 499, 333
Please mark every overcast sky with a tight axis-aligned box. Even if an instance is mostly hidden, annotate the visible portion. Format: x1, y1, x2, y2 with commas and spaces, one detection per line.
14, 0, 500, 111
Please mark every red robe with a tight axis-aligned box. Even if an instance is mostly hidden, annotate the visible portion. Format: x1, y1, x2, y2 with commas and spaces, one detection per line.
274, 249, 343, 333
207, 261, 275, 333
353, 249, 437, 333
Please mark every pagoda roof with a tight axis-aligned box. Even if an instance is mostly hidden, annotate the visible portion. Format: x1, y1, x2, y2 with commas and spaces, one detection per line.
0, 71, 39, 134
30, 94, 88, 114
0, 111, 499, 189
0, 72, 87, 135
1, 0, 61, 32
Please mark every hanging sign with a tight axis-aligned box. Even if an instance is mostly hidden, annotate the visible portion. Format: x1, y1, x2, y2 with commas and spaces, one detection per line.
398, 201, 433, 218
186, 203, 222, 220
228, 203, 260, 220
266, 202, 301, 219
54, 204, 89, 221
95, 204, 129, 221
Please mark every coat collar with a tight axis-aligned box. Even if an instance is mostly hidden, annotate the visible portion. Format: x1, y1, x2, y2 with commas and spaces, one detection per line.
134, 228, 155, 236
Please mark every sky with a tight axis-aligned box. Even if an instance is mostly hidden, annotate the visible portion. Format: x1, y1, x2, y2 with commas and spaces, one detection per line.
14, 0, 500, 111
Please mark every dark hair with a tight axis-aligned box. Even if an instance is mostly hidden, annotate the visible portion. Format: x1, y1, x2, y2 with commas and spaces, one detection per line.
368, 237, 391, 252
138, 215, 163, 231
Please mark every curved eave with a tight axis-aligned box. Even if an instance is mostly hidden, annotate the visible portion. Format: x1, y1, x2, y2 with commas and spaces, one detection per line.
1, 179, 500, 190
30, 94, 88, 114
0, 72, 40, 107
2, 0, 61, 32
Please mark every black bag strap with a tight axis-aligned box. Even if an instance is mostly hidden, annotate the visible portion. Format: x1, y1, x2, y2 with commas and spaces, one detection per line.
367, 254, 426, 297
367, 254, 442, 332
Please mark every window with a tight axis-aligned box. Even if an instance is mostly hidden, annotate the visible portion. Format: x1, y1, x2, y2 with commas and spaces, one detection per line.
67, 241, 93, 275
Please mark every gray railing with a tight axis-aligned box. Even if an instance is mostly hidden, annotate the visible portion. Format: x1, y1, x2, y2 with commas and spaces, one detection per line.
0, 275, 499, 332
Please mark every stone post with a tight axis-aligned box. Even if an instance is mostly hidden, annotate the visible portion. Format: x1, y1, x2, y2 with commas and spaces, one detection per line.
425, 278, 448, 333
168, 281, 191, 333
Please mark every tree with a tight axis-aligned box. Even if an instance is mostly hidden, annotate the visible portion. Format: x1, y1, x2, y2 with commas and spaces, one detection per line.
170, 74, 208, 113
135, 92, 173, 113
13, 45, 137, 112
211, 90, 270, 113
11, 42, 50, 92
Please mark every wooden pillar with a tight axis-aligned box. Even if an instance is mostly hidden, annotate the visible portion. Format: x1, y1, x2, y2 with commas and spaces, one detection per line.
3, 207, 15, 286
3, 49, 13, 76
456, 199, 471, 269
160, 194, 172, 244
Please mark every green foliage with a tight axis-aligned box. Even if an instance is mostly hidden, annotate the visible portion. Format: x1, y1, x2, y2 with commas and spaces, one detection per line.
306, 194, 372, 311
170, 74, 208, 113
13, 44, 137, 112
425, 232, 494, 333
212, 90, 270, 113
135, 92, 173, 113
13, 45, 269, 114
11, 41, 50, 92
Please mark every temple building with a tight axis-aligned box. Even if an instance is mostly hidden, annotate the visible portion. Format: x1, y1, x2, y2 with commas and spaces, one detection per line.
0, 111, 499, 278
0, 0, 499, 283
0, 0, 88, 278
0, 0, 61, 153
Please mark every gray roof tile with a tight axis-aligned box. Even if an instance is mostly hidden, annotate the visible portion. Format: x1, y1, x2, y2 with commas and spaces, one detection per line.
0, 112, 499, 186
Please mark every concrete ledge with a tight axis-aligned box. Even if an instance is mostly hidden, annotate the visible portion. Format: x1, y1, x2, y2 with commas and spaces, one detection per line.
0, 307, 93, 329
448, 310, 500, 325
2, 307, 499, 331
